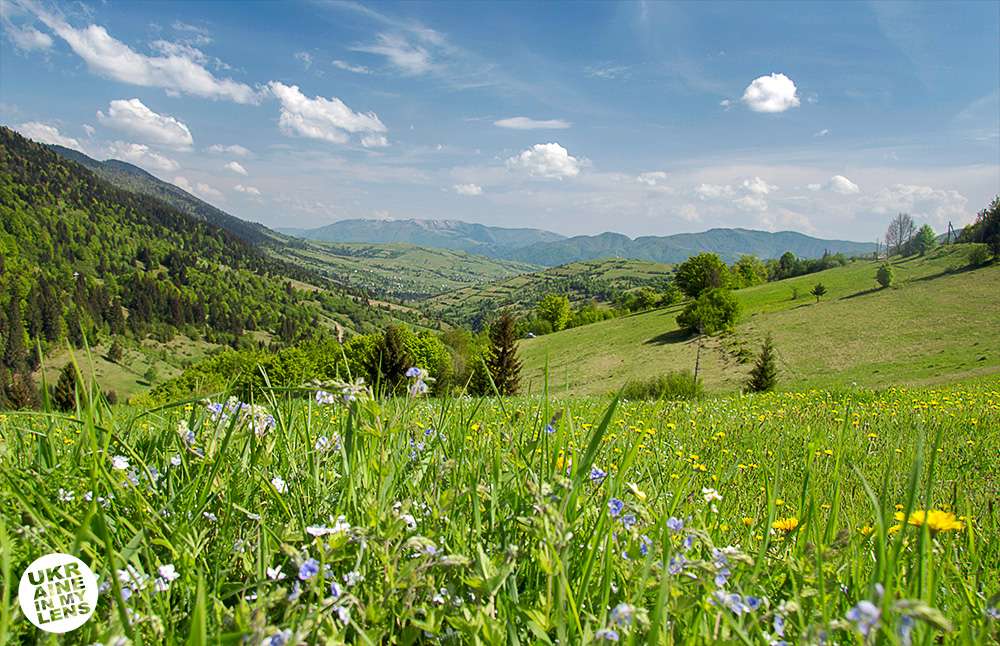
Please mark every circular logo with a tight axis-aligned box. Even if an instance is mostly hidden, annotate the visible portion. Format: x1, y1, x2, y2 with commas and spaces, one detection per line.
18, 553, 98, 633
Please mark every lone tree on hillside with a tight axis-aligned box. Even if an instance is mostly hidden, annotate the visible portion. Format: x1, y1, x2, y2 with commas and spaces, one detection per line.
673, 253, 730, 298
876, 263, 894, 289
536, 294, 571, 332
810, 283, 827, 303
746, 333, 778, 393
913, 224, 937, 256
885, 213, 916, 256
51, 362, 82, 411
485, 313, 522, 395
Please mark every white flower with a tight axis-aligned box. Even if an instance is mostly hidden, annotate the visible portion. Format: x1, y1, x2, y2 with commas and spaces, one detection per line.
271, 477, 287, 494
111, 455, 130, 470
266, 566, 286, 581
158, 564, 179, 582
58, 488, 74, 502
343, 570, 363, 587
702, 488, 723, 503
203, 511, 217, 522
399, 513, 417, 530
170, 455, 181, 467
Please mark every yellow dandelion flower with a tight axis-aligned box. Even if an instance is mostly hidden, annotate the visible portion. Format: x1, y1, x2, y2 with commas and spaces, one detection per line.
772, 517, 799, 532
741, 517, 754, 527
898, 510, 964, 534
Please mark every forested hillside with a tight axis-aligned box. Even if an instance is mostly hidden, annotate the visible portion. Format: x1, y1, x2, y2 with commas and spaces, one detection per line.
0, 127, 395, 406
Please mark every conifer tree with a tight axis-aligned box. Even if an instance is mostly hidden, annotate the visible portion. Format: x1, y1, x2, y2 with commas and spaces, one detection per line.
486, 313, 522, 396
746, 333, 778, 393
52, 362, 80, 411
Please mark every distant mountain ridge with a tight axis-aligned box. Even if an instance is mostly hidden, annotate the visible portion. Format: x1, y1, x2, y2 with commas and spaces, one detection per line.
285, 218, 876, 265
48, 145, 280, 246
280, 218, 566, 255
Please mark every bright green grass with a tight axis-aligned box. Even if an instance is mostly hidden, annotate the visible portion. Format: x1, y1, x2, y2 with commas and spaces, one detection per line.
0, 378, 997, 643
520, 246, 1000, 396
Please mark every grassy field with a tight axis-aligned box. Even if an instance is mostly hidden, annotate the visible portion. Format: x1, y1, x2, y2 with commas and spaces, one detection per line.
519, 245, 1000, 396
273, 241, 539, 301
425, 258, 673, 324
0, 377, 997, 643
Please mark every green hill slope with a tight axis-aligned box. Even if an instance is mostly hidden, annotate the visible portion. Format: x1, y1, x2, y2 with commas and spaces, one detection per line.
518, 245, 1000, 395
272, 240, 539, 300
424, 258, 673, 326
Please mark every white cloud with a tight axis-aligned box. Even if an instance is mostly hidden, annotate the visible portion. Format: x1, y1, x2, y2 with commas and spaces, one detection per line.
267, 81, 387, 145
16, 122, 83, 151
695, 183, 735, 199
295, 51, 313, 69
361, 134, 389, 148
174, 175, 223, 200
637, 171, 668, 187
3, 19, 53, 51
741, 73, 801, 113
863, 184, 968, 226
742, 176, 777, 195
814, 128, 830, 137
828, 175, 860, 195
233, 184, 261, 196
734, 195, 769, 212
352, 33, 432, 75
332, 59, 371, 74
719, 99, 733, 110
224, 161, 248, 176
97, 98, 193, 148
453, 183, 483, 196
585, 63, 630, 80
506, 143, 582, 180
82, 124, 95, 137
207, 143, 251, 157
494, 117, 571, 130
29, 8, 259, 103
106, 141, 179, 172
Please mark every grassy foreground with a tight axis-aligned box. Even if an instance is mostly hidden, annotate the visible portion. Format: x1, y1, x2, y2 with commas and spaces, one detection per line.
0, 378, 998, 644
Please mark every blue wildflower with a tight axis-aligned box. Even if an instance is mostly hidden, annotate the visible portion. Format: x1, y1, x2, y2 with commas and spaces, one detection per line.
590, 466, 607, 482
897, 615, 914, 646
746, 595, 763, 611
846, 600, 881, 637
610, 603, 635, 627
608, 498, 624, 518
298, 559, 320, 581
594, 627, 620, 641
668, 554, 687, 575
621, 513, 637, 529
405, 367, 423, 378
639, 534, 652, 556
544, 423, 556, 434
666, 516, 684, 532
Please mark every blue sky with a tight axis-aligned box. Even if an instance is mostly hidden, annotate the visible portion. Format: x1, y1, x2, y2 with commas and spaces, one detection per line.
1, 0, 997, 241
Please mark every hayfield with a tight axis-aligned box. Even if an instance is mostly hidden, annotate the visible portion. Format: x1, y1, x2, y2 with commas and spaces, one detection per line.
0, 376, 997, 644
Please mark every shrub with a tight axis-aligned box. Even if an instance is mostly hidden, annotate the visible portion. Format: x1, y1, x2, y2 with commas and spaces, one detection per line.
621, 370, 703, 401
674, 253, 730, 298
810, 282, 827, 302
536, 294, 571, 331
968, 245, 991, 267
876, 264, 895, 288
676, 288, 740, 335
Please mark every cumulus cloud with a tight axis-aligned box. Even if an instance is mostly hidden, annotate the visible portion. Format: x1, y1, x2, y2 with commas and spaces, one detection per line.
267, 81, 387, 145
741, 73, 800, 113
695, 183, 735, 199
106, 141, 179, 172
97, 99, 193, 147
742, 176, 777, 195
863, 184, 969, 226
719, 99, 733, 110
332, 59, 371, 74
828, 175, 860, 195
28, 7, 259, 103
174, 175, 223, 200
352, 33, 433, 75
224, 161, 248, 175
494, 117, 571, 130
637, 171, 668, 187
16, 121, 83, 151
506, 143, 582, 179
207, 143, 251, 156
453, 183, 483, 196
361, 134, 389, 148
233, 184, 261, 196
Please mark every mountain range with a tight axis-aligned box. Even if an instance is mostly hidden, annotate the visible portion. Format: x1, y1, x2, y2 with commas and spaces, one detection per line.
284, 219, 876, 266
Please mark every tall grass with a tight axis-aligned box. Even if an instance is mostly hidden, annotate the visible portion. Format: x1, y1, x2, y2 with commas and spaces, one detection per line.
0, 378, 997, 643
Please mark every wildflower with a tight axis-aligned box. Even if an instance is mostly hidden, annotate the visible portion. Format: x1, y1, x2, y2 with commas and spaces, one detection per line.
405, 367, 425, 378
639, 534, 652, 556
287, 581, 301, 601
335, 605, 351, 624
621, 513, 637, 529
666, 517, 684, 532
594, 628, 620, 641
409, 379, 429, 397
264, 630, 292, 646
846, 600, 881, 637
590, 466, 607, 482
329, 581, 342, 598
608, 498, 624, 518
266, 566, 286, 581
610, 603, 635, 627
158, 564, 179, 582
898, 615, 915, 646
544, 424, 556, 434
896, 509, 964, 533
111, 455, 130, 470
668, 554, 687, 575
271, 477, 288, 494
713, 591, 751, 615
315, 390, 336, 405
343, 570, 363, 586
399, 513, 417, 530
702, 488, 723, 503
742, 517, 754, 527
298, 559, 320, 581
203, 511, 217, 522
772, 517, 799, 533
58, 488, 74, 503
170, 454, 181, 467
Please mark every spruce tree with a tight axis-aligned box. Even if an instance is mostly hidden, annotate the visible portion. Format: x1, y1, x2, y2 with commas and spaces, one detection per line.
51, 362, 80, 411
486, 313, 522, 396
746, 333, 778, 393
